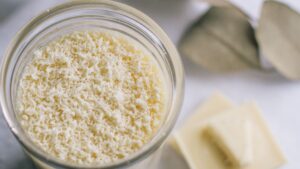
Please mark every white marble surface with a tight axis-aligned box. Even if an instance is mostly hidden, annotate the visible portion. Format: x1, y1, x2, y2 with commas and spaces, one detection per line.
0, 0, 299, 169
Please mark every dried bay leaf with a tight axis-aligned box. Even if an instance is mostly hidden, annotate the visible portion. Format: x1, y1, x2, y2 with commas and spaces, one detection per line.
256, 1, 300, 80
180, 6, 260, 73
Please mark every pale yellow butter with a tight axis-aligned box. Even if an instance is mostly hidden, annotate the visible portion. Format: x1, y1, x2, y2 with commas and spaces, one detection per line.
173, 93, 235, 169
205, 108, 253, 167
172, 94, 286, 169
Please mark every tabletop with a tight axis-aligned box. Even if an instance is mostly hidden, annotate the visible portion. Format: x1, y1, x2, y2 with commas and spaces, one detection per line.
0, 0, 299, 169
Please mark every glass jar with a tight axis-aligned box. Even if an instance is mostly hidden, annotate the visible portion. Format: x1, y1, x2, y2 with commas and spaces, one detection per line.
0, 0, 184, 169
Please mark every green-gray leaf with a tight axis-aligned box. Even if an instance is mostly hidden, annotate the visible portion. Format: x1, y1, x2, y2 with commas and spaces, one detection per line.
256, 1, 300, 80
180, 6, 260, 73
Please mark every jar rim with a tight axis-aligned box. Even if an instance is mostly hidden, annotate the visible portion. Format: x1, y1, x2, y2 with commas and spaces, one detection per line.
0, 0, 184, 168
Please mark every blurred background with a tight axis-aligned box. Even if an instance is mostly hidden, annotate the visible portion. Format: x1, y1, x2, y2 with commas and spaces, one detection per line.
0, 0, 300, 169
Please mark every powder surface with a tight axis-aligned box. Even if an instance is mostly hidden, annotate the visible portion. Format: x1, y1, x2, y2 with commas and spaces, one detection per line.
17, 31, 165, 165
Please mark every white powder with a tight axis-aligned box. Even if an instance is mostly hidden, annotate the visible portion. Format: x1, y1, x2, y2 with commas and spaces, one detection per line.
17, 31, 165, 165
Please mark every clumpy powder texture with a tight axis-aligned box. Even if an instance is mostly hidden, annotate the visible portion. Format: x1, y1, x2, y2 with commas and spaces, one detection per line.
17, 31, 165, 165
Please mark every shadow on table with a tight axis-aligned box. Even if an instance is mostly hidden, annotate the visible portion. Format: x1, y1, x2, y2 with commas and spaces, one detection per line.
0, 0, 24, 22
0, 156, 36, 169
159, 144, 189, 169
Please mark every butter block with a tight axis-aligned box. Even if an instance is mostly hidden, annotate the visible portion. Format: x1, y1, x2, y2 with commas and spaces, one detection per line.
172, 95, 286, 169
173, 93, 235, 169
205, 108, 253, 167
240, 103, 286, 169
168, 93, 234, 154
